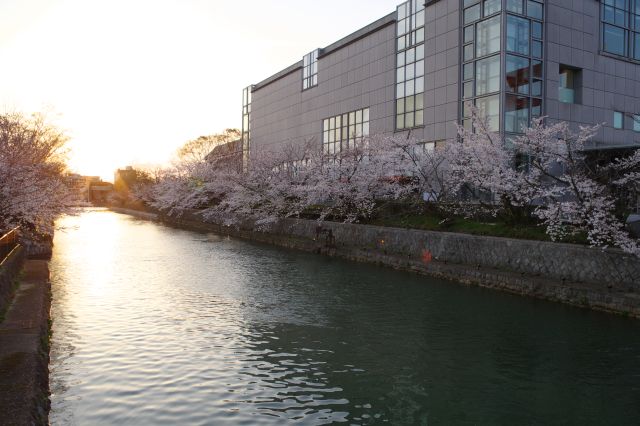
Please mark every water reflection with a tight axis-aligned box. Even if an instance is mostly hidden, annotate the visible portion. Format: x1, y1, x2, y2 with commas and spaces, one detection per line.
49, 209, 640, 425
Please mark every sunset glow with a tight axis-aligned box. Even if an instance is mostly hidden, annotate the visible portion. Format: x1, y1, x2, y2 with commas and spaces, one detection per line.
0, 0, 394, 181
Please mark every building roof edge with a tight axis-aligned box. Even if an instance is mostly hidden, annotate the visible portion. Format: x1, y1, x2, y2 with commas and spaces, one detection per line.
252, 11, 396, 92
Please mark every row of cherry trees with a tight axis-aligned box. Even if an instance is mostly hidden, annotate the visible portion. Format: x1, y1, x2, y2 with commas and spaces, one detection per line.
140, 112, 640, 256
0, 111, 75, 237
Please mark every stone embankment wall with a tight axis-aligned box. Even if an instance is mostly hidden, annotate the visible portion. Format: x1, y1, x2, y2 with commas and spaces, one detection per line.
0, 259, 51, 425
112, 207, 640, 318
0, 245, 26, 317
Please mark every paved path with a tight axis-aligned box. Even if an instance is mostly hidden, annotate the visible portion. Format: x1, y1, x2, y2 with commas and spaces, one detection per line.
0, 261, 51, 426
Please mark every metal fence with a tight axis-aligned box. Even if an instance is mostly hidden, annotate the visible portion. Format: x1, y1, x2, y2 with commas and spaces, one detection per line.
0, 227, 20, 264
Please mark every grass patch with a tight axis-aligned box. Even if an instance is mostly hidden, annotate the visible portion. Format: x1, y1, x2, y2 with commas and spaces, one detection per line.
368, 210, 589, 244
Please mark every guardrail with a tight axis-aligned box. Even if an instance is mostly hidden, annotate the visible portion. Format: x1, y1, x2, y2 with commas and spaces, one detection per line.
0, 227, 20, 264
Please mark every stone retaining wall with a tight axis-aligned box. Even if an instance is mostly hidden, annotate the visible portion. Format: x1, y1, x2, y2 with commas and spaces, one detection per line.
111, 207, 640, 317
0, 245, 26, 317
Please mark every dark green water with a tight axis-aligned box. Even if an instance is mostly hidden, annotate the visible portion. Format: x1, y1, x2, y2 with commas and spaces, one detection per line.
49, 209, 640, 425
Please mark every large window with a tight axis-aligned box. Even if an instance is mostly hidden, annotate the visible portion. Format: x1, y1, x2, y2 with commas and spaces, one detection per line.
601, 0, 640, 60
241, 86, 252, 168
322, 108, 370, 155
303, 50, 318, 90
396, 0, 425, 130
503, 1, 544, 134
461, 0, 503, 132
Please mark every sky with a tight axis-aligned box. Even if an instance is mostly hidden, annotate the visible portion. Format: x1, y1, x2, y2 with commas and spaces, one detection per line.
0, 0, 396, 181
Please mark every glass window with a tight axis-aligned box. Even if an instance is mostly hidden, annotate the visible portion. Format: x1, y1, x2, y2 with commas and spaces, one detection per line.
604, 24, 627, 55
396, 0, 425, 131
633, 115, 640, 132
506, 55, 530, 94
476, 95, 500, 131
484, 0, 501, 16
531, 80, 543, 97
600, 1, 640, 61
506, 0, 524, 14
532, 40, 543, 58
532, 21, 543, 39
531, 98, 542, 118
464, 4, 481, 24
463, 63, 474, 80
532, 60, 543, 78
303, 50, 319, 90
463, 81, 474, 98
505, 95, 530, 133
527, 1, 543, 20
323, 108, 370, 153
476, 55, 500, 95
559, 66, 578, 104
507, 15, 530, 55
476, 15, 501, 56
613, 111, 624, 129
464, 43, 475, 61
464, 25, 475, 43
241, 86, 252, 163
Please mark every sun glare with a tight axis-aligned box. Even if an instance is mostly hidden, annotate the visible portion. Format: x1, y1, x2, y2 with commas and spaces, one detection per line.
0, 0, 395, 181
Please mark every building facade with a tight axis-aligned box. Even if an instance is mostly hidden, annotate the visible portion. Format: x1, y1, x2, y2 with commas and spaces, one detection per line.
240, 0, 640, 162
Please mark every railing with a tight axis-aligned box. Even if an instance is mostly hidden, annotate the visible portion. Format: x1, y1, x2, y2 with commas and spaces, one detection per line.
0, 227, 20, 264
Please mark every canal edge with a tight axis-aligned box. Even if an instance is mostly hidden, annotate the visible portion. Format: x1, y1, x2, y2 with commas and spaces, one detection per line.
0, 257, 52, 425
110, 207, 640, 319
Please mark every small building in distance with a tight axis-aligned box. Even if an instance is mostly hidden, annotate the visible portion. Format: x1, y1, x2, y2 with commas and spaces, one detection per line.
114, 166, 143, 194
88, 180, 114, 205
65, 174, 113, 205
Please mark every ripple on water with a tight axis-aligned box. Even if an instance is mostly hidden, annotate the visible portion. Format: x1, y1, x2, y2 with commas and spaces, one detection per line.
49, 210, 640, 425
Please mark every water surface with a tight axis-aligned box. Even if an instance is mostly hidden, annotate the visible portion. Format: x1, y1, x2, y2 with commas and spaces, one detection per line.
49, 209, 640, 425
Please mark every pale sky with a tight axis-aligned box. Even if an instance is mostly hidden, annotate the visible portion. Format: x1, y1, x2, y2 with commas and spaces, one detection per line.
0, 0, 396, 181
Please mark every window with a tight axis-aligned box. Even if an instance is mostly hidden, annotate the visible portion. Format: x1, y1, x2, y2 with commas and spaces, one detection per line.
476, 15, 501, 56
634, 114, 640, 132
476, 54, 500, 95
241, 86, 252, 168
507, 15, 530, 55
527, 1, 543, 19
476, 95, 500, 131
506, 55, 530, 94
500, 5, 544, 134
484, 0, 501, 16
506, 0, 523, 14
322, 108, 370, 154
559, 65, 581, 104
601, 0, 640, 60
461, 0, 508, 133
613, 111, 624, 129
396, 0, 425, 130
302, 50, 318, 90
505, 95, 530, 133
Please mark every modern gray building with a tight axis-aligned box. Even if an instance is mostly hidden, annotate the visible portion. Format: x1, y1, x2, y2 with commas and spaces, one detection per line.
240, 0, 640, 164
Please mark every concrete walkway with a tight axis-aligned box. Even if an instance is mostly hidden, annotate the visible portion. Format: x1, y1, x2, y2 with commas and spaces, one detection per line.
0, 261, 51, 426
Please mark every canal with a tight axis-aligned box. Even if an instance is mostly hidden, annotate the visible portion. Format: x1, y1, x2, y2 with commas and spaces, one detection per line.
49, 209, 640, 425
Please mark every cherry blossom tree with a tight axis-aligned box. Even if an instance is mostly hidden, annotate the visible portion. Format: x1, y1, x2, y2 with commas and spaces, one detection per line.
0, 111, 75, 237
451, 109, 639, 255
144, 111, 638, 256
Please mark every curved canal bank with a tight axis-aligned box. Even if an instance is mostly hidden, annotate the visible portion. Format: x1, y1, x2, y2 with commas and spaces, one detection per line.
112, 207, 640, 318
49, 209, 640, 424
